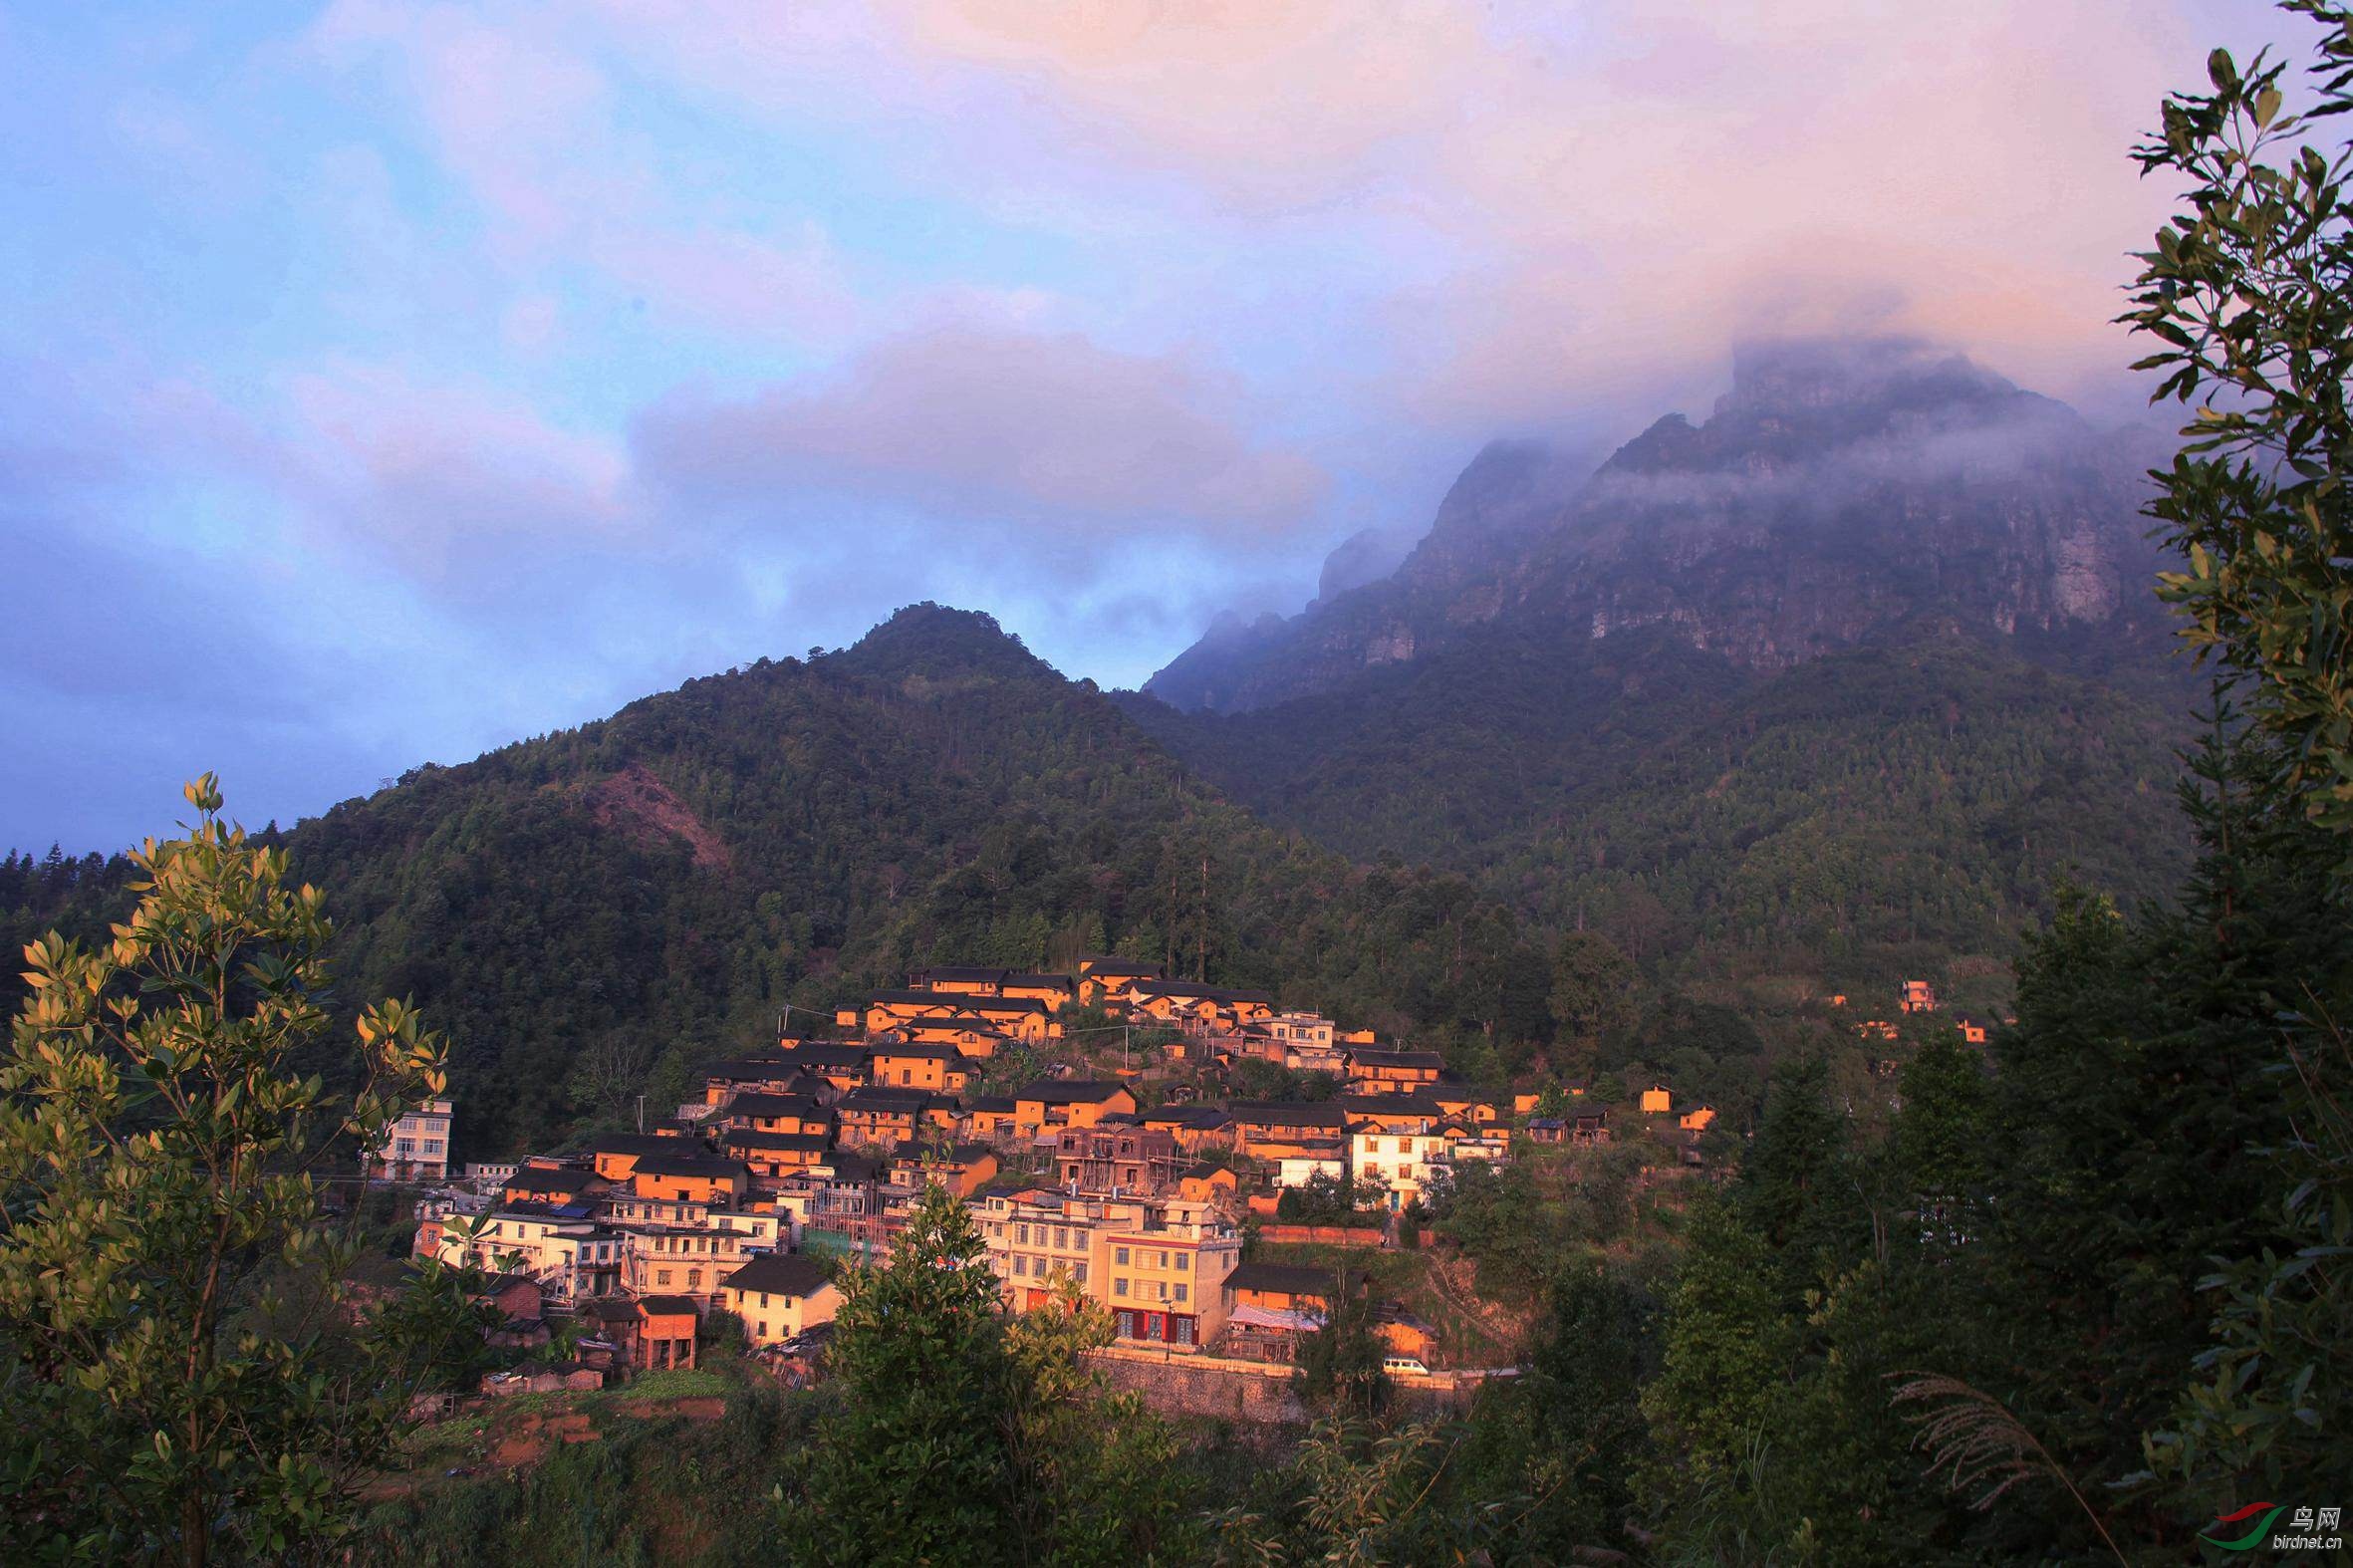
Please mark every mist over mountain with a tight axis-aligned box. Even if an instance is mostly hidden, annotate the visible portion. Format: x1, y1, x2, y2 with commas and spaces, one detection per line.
1122, 339, 2194, 984
1145, 339, 2176, 713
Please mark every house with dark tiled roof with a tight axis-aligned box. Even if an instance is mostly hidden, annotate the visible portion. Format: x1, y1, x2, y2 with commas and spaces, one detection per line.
631, 1153, 750, 1206
1012, 1080, 1138, 1138
860, 989, 1062, 1044
588, 1134, 689, 1183
887, 1014, 1019, 1058
1126, 978, 1276, 1034
1077, 955, 1163, 1007
720, 1129, 832, 1180
1344, 1047, 1445, 1096
720, 1253, 842, 1347
887, 1138, 1000, 1197
775, 1041, 872, 1090
719, 1091, 832, 1137
868, 1040, 973, 1094
500, 1164, 605, 1207
836, 1086, 954, 1148
1141, 1104, 1236, 1154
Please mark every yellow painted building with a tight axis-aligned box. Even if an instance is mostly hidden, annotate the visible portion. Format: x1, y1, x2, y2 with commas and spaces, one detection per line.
720, 1253, 842, 1347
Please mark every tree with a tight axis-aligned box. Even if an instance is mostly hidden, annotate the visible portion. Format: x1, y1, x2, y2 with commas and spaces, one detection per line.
1734, 1054, 1866, 1303
1504, 1260, 1659, 1554
1642, 1198, 1790, 1480
2123, 0, 2353, 1499
1295, 1272, 1389, 1418
1002, 1278, 1201, 1565
564, 1034, 654, 1126
1548, 929, 1638, 1047
2124, 0, 2353, 841
795, 1180, 1015, 1566
1210, 1419, 1492, 1565
1889, 1035, 1993, 1252
0, 776, 477, 1566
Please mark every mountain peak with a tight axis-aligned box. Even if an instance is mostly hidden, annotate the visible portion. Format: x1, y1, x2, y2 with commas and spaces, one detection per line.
827, 602, 1055, 684
1717, 336, 2021, 419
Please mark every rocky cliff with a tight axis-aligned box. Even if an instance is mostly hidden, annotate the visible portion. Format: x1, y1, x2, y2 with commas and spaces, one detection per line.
1145, 339, 2175, 712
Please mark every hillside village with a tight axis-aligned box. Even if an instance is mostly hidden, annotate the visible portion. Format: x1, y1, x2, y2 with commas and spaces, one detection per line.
382, 957, 1969, 1398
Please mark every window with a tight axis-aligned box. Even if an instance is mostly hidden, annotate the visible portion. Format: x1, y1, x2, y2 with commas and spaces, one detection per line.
1175, 1315, 1195, 1346
1073, 1263, 1087, 1284
657, 1269, 671, 1286
760, 1293, 770, 1308
1174, 1283, 1187, 1303
758, 1322, 768, 1338
1115, 1246, 1129, 1266
1174, 1252, 1189, 1271
1017, 1223, 1030, 1245
1114, 1278, 1129, 1297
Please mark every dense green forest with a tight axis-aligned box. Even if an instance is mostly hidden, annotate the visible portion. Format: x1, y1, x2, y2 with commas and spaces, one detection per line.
0, 611, 2194, 1160
5, 605, 1558, 1154
1122, 622, 2194, 1004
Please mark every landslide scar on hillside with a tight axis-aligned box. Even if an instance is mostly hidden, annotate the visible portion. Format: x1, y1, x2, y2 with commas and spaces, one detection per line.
582, 762, 732, 872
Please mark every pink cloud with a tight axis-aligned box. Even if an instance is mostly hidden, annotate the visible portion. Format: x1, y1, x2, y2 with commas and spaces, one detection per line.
575, 0, 2255, 427
280, 361, 634, 582
635, 324, 1326, 537
307, 0, 857, 342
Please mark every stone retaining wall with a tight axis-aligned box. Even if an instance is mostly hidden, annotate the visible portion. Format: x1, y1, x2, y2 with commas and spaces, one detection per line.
1085, 1348, 1487, 1426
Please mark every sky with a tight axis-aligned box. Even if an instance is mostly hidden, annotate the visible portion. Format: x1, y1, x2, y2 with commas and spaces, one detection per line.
0, 0, 2311, 851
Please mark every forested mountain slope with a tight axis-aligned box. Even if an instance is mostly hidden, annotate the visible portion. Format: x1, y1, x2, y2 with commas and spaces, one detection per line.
1121, 628, 2189, 993
225, 606, 1547, 1153
1125, 340, 2197, 989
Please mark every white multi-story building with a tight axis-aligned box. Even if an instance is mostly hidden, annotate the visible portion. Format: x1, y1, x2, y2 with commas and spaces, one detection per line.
1350, 1121, 1451, 1211
433, 1207, 625, 1304
369, 1097, 453, 1182
613, 1207, 790, 1311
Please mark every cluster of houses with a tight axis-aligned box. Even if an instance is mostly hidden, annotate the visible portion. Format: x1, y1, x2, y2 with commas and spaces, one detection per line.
386, 956, 1722, 1382
1833, 978, 1997, 1053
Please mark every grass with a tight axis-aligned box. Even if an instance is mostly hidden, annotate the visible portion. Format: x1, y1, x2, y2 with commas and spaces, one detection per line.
613, 1366, 729, 1402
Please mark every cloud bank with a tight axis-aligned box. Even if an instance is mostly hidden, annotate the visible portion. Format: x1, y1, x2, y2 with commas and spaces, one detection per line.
0, 0, 2308, 846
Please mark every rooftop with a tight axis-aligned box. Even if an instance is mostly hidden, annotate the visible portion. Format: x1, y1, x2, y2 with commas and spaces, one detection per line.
1018, 1079, 1132, 1106
722, 1253, 835, 1298
1227, 1261, 1348, 1298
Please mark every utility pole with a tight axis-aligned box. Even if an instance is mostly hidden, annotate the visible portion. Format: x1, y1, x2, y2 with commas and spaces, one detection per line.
637, 1094, 646, 1134
1197, 856, 1208, 983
